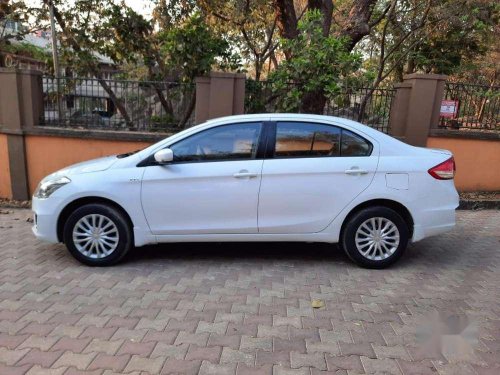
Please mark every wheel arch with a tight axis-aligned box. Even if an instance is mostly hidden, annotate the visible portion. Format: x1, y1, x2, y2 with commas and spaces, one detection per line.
57, 196, 134, 243
340, 198, 414, 239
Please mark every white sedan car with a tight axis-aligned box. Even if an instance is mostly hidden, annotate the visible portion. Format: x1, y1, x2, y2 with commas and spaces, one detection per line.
32, 114, 458, 268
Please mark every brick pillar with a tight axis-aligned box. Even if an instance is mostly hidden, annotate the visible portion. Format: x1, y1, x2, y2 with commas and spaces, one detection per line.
195, 72, 246, 124
389, 73, 447, 146
0, 68, 43, 200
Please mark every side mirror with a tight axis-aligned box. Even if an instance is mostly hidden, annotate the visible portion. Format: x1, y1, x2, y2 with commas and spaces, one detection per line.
154, 148, 174, 164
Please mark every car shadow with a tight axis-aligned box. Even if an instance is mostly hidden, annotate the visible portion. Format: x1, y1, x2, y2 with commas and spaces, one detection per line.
122, 236, 472, 270
126, 241, 349, 265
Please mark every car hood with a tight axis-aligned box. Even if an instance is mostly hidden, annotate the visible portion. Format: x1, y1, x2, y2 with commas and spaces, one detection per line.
43, 156, 118, 181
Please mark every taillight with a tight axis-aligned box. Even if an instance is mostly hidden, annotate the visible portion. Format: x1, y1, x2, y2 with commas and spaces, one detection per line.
428, 157, 456, 180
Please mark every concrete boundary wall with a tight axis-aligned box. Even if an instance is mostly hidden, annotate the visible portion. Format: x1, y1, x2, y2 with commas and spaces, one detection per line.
427, 135, 500, 192
24, 134, 153, 195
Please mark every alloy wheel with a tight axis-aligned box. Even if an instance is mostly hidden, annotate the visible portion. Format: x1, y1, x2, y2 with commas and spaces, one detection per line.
354, 217, 400, 261
72, 214, 119, 259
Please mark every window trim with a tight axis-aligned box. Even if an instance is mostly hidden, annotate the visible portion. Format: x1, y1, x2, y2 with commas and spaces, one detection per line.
267, 121, 373, 159
138, 122, 267, 167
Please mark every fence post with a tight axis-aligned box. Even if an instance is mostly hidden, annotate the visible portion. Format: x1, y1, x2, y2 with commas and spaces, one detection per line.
195, 72, 246, 124
0, 68, 43, 200
389, 73, 447, 146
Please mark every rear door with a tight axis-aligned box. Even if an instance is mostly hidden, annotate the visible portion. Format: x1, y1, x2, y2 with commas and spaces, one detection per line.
258, 121, 379, 233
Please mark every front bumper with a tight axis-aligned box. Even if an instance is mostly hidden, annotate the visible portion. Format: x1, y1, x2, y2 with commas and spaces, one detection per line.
31, 196, 63, 243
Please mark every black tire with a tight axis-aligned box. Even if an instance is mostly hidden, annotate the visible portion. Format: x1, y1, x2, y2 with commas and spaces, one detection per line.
63, 203, 133, 266
341, 206, 409, 269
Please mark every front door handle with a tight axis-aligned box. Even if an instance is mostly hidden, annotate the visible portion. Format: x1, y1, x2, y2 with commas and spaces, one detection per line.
345, 168, 369, 175
234, 170, 258, 179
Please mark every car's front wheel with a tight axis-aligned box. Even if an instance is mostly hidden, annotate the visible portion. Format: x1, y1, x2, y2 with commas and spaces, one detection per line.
63, 203, 133, 266
341, 206, 409, 268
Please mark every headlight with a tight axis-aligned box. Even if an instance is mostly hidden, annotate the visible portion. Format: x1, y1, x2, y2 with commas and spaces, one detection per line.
34, 176, 71, 199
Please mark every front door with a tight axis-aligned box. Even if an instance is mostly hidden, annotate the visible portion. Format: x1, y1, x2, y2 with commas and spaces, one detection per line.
141, 122, 264, 235
258, 121, 378, 233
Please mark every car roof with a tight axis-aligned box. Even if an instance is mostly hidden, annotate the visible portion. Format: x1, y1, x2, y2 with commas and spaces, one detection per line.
134, 113, 415, 162
205, 113, 388, 140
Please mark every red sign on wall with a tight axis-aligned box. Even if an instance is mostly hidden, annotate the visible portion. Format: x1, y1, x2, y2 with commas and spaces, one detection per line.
440, 100, 459, 118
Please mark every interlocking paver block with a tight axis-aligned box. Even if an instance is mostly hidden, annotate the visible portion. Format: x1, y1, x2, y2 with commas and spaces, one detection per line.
240, 336, 272, 352
174, 331, 210, 346
196, 321, 228, 335
373, 344, 411, 361
257, 351, 290, 367
82, 339, 124, 355
290, 351, 327, 370
124, 355, 165, 373
17, 335, 59, 351
199, 360, 236, 375
117, 340, 155, 356
272, 365, 310, 375
236, 363, 273, 375
150, 342, 189, 359
273, 316, 302, 329
161, 358, 202, 375
0, 209, 499, 374
185, 345, 222, 362
257, 325, 288, 339
52, 351, 96, 370
25, 365, 67, 375
339, 342, 376, 358
87, 353, 131, 372
15, 349, 63, 368
305, 339, 340, 355
325, 355, 364, 373
0, 347, 30, 365
361, 356, 402, 374
51, 337, 91, 353
220, 347, 255, 366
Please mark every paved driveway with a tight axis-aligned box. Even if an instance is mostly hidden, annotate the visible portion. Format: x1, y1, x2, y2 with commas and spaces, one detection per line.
0, 208, 499, 375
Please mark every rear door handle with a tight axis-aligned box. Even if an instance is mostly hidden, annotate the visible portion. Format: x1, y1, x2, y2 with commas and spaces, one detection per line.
345, 168, 369, 175
234, 170, 258, 179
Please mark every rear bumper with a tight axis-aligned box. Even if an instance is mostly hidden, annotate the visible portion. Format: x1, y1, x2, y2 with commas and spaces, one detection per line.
411, 204, 457, 242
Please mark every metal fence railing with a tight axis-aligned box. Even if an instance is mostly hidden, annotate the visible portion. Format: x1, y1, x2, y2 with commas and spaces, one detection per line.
245, 80, 395, 133
42, 76, 196, 131
439, 82, 499, 132
324, 87, 395, 134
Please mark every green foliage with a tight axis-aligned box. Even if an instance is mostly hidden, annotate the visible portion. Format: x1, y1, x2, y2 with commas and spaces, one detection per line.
244, 78, 268, 113
410, 0, 497, 75
2, 42, 50, 62
268, 10, 361, 112
158, 12, 241, 82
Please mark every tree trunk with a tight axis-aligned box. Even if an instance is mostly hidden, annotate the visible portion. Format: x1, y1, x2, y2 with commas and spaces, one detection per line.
337, 0, 377, 51
273, 0, 298, 60
357, 87, 376, 122
308, 0, 334, 36
179, 90, 196, 129
273, 0, 298, 40
300, 90, 327, 114
254, 56, 262, 82
147, 65, 174, 116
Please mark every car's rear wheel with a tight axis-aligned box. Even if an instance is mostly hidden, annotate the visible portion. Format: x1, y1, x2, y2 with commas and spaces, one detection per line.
63, 203, 132, 266
341, 206, 409, 268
